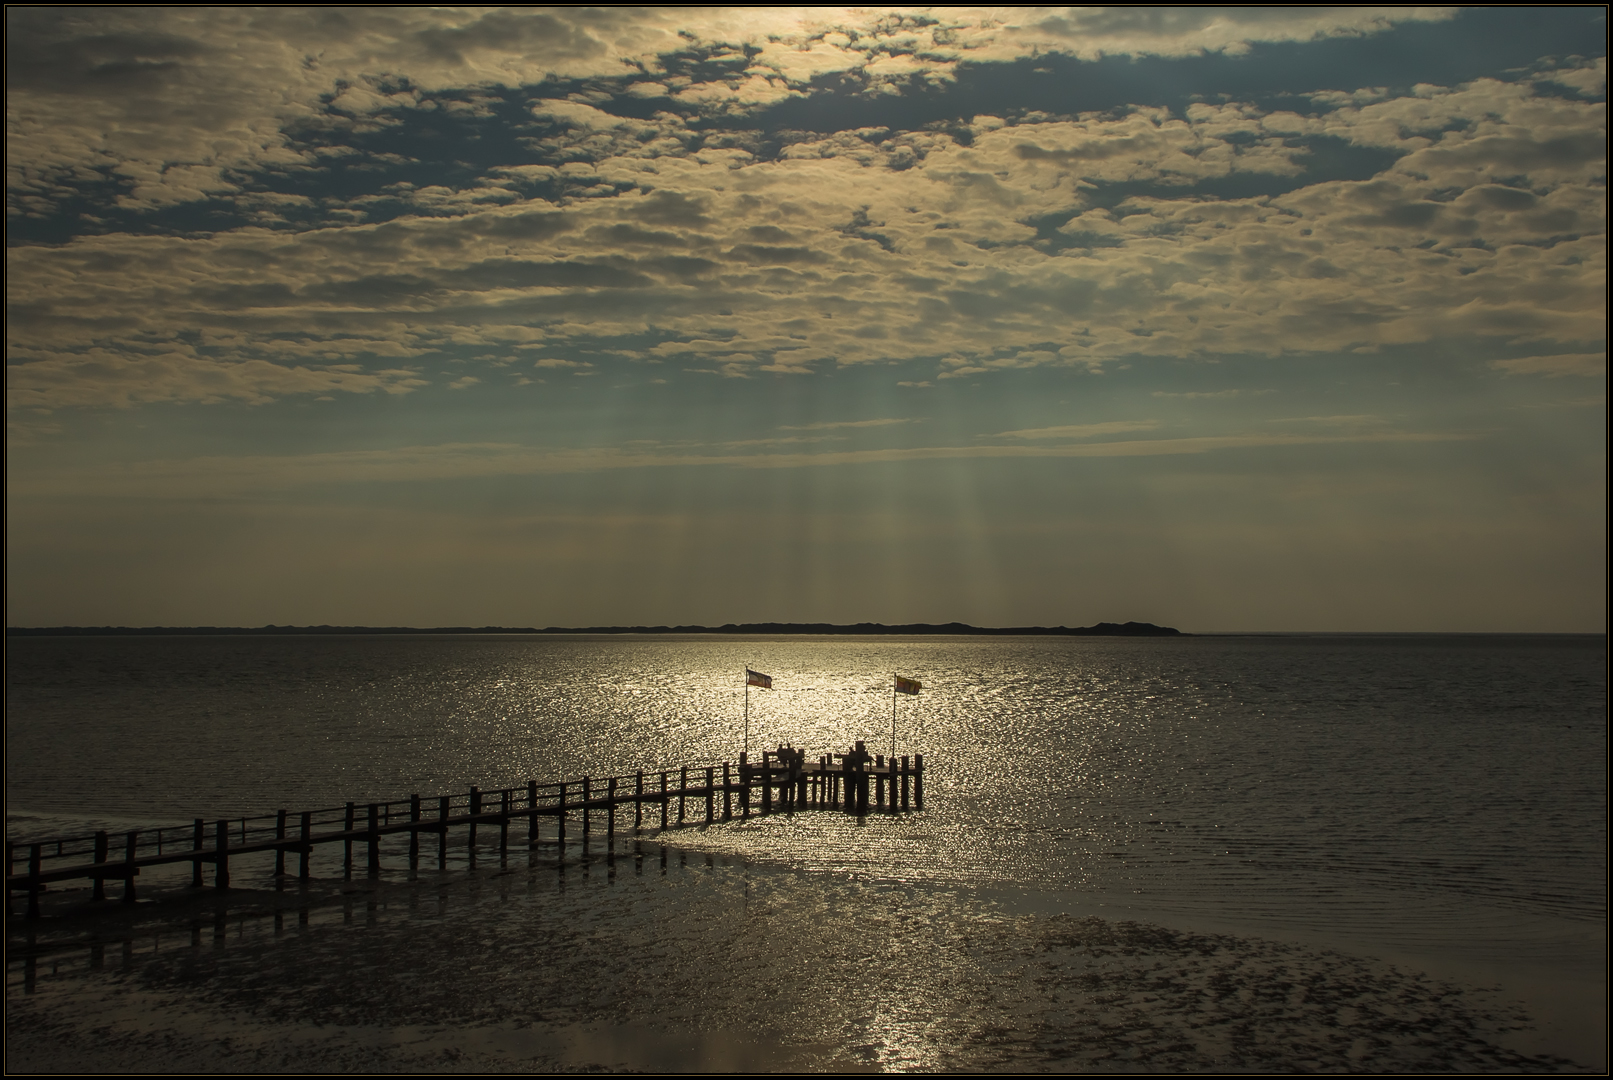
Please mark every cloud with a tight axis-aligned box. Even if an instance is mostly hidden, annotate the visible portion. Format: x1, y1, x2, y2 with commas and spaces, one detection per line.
6, 14, 1605, 417
5, 7, 1458, 220
1152, 389, 1269, 398
779, 418, 915, 431
6, 347, 427, 411
8, 429, 1481, 498
985, 421, 1161, 440
1490, 353, 1607, 377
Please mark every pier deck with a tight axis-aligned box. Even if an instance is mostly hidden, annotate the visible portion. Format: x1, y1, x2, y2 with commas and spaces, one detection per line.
7, 744, 923, 918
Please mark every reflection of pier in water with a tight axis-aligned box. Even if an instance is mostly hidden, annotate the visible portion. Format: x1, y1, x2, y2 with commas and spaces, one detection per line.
6, 742, 924, 919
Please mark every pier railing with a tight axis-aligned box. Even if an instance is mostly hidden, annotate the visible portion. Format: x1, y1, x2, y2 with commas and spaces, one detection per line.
6, 747, 923, 918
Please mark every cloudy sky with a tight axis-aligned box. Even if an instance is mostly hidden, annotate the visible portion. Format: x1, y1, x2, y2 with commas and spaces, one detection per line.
6, 7, 1606, 631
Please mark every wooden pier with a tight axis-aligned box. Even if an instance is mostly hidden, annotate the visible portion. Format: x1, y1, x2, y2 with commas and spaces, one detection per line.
6, 743, 923, 919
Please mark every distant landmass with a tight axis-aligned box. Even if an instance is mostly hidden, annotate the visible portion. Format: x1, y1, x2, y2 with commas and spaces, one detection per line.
7, 621, 1184, 637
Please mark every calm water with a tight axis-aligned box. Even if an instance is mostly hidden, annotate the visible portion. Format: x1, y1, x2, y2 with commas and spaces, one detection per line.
5, 633, 1607, 1069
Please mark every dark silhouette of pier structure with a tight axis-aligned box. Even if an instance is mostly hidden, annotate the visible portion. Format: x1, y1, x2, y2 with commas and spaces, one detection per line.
6, 743, 924, 918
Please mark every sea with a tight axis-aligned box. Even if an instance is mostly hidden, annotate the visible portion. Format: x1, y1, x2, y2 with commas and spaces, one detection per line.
5, 633, 1607, 1072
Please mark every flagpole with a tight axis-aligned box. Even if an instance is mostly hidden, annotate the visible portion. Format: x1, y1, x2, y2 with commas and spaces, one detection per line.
892, 674, 897, 760
744, 667, 750, 756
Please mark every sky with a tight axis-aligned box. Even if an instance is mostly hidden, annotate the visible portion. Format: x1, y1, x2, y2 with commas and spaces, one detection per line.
5, 6, 1607, 632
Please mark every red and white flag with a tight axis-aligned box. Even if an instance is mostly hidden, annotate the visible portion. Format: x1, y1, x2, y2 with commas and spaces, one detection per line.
746, 668, 772, 689
895, 675, 921, 695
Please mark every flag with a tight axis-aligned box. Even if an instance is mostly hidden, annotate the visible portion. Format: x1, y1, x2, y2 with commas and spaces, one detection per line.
746, 668, 772, 689
895, 675, 921, 695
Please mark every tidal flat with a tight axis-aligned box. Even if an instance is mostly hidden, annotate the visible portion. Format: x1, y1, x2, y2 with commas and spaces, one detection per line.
5, 840, 1596, 1074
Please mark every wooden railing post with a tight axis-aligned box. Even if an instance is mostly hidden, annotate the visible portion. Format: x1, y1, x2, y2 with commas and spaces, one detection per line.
93, 831, 108, 901
527, 781, 538, 844
581, 777, 591, 840
367, 803, 380, 875
437, 796, 450, 868
705, 766, 715, 823
914, 753, 924, 810
740, 753, 750, 818
192, 819, 205, 887
659, 772, 669, 829
556, 783, 567, 850
469, 787, 481, 849
300, 812, 312, 879
27, 844, 42, 919
409, 795, 421, 869
499, 789, 510, 856
678, 768, 688, 824
343, 802, 355, 876
214, 820, 229, 890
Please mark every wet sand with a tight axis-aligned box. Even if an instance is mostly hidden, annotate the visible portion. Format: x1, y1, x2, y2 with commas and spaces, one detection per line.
6, 843, 1594, 1074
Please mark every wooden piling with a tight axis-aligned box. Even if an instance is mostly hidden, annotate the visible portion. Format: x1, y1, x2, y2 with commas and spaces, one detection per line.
300, 811, 313, 879
635, 772, 644, 830
679, 768, 688, 823
275, 810, 287, 876
705, 766, 715, 823
607, 777, 617, 843
901, 756, 910, 810
914, 753, 924, 809
469, 786, 481, 849
659, 772, 669, 830
581, 777, 591, 838
367, 803, 380, 875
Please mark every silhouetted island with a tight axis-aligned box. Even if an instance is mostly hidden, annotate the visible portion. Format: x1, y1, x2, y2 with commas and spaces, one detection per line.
8, 621, 1184, 637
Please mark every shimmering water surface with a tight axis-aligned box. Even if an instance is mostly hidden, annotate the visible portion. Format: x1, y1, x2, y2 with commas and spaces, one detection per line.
6, 633, 1607, 1071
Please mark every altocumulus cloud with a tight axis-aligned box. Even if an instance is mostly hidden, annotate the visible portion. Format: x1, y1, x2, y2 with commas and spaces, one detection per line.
6, 6, 1604, 419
